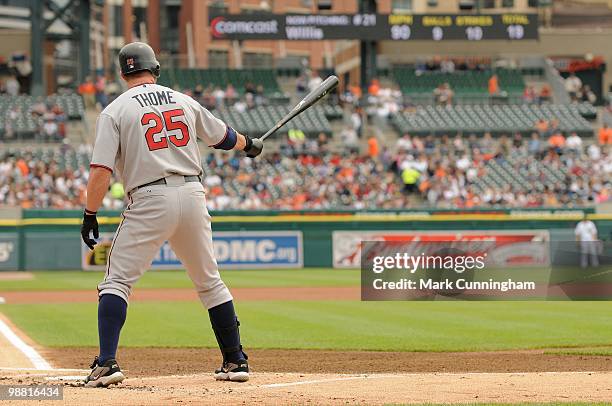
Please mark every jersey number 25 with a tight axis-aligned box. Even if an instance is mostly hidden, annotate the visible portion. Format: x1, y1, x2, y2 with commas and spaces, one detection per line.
141, 109, 190, 151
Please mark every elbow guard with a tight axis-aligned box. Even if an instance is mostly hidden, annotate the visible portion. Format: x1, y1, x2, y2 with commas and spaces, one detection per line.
213, 126, 238, 150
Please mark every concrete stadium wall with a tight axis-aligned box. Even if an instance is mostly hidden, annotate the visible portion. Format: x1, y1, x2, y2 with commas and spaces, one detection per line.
0, 211, 610, 271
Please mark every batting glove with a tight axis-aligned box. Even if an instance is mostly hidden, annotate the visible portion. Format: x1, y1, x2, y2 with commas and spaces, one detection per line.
244, 136, 263, 158
81, 209, 99, 250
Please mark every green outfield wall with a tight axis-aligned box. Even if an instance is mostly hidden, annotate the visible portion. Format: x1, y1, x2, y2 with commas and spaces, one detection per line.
0, 208, 609, 271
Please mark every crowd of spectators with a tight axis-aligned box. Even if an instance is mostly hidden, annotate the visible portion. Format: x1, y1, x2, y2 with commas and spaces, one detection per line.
392, 132, 610, 208
0, 146, 89, 209
1, 98, 69, 142
0, 131, 609, 210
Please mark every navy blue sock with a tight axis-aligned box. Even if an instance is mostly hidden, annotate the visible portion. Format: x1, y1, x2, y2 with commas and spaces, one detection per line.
208, 301, 245, 363
97, 294, 127, 364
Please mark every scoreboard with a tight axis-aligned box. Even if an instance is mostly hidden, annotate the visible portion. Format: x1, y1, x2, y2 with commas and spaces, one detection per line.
209, 13, 538, 41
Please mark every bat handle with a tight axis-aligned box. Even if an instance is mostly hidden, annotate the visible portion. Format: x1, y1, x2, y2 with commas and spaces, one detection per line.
260, 126, 278, 141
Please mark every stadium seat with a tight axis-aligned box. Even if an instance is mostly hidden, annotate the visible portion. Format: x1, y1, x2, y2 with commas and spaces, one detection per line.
391, 104, 593, 136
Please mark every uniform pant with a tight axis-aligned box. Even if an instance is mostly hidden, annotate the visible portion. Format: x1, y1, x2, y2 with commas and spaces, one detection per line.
98, 175, 232, 309
580, 241, 599, 268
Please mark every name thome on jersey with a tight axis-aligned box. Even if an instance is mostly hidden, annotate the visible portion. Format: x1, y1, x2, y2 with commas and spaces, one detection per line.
131, 90, 175, 107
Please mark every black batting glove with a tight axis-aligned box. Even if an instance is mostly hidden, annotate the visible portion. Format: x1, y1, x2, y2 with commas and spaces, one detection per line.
244, 135, 263, 158
81, 209, 99, 250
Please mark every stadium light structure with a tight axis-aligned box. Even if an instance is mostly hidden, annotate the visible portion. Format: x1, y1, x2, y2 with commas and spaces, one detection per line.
29, 0, 91, 96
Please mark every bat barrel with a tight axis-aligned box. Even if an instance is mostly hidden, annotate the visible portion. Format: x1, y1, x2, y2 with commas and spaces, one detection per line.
259, 75, 339, 141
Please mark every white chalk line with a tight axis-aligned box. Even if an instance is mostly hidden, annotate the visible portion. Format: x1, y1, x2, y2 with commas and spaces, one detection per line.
0, 316, 51, 370
0, 366, 89, 372
259, 371, 606, 389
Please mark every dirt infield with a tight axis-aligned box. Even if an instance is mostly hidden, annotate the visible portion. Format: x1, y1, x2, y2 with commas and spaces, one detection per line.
2, 367, 612, 405
3, 286, 612, 404
0, 347, 593, 404
42, 347, 612, 375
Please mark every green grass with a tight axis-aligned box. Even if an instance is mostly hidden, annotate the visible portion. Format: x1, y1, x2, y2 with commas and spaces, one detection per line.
544, 346, 612, 356
2, 301, 612, 351
0, 269, 359, 291
411, 403, 612, 406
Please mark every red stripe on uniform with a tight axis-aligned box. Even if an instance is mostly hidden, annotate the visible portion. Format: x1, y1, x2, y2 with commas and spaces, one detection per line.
90, 163, 113, 173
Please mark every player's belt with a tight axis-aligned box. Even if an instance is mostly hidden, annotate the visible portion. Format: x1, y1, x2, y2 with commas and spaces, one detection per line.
133, 175, 201, 192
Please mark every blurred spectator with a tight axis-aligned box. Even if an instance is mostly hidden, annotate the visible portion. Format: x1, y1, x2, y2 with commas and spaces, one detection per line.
534, 119, 549, 135
566, 132, 583, 153
288, 128, 305, 155
225, 83, 236, 100
41, 118, 59, 141
401, 165, 420, 193
368, 79, 380, 96
4, 106, 20, 140
213, 86, 226, 108
433, 83, 454, 106
78, 76, 96, 110
308, 72, 323, 93
295, 74, 307, 97
95, 75, 109, 109
565, 73, 582, 100
9, 52, 32, 94
396, 134, 413, 152
340, 126, 359, 153
528, 132, 541, 155
367, 135, 380, 160
548, 131, 566, 151
488, 74, 499, 95
4, 76, 19, 96
579, 85, 597, 104
599, 124, 612, 145
539, 85, 552, 103
523, 85, 536, 103
440, 58, 455, 73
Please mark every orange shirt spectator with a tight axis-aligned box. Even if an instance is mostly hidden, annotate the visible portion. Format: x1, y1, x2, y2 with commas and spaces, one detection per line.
368, 79, 380, 96
16, 158, 28, 176
598, 125, 612, 145
367, 136, 379, 159
78, 80, 95, 96
349, 85, 362, 100
488, 74, 499, 95
548, 133, 566, 148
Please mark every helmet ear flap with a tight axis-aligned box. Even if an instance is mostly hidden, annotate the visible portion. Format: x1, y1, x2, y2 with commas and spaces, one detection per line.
151, 64, 160, 78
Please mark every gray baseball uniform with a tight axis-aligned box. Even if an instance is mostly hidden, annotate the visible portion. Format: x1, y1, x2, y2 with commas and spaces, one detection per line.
91, 83, 233, 309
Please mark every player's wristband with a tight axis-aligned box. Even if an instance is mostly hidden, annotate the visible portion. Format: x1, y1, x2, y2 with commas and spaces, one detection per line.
84, 209, 97, 216
243, 135, 253, 152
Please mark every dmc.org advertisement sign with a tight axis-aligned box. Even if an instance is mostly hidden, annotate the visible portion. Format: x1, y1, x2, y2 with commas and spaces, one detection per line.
82, 231, 303, 270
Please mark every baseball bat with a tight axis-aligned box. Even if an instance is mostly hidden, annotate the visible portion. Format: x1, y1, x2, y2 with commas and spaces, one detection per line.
259, 75, 339, 141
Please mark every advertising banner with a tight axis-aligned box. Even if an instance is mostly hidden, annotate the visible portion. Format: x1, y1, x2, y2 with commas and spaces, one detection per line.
82, 231, 303, 270
0, 233, 19, 271
333, 230, 550, 269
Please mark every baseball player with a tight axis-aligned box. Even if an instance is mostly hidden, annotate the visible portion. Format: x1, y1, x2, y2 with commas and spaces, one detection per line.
80, 42, 262, 387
